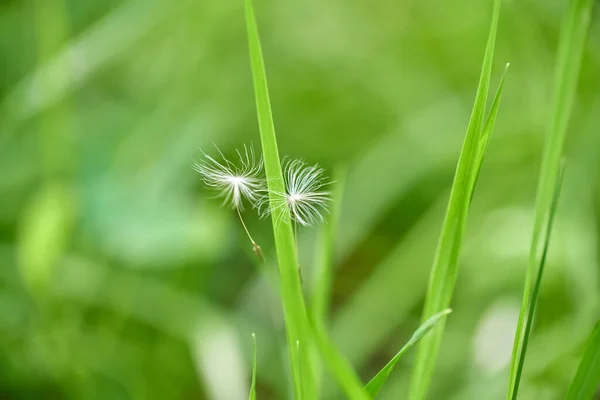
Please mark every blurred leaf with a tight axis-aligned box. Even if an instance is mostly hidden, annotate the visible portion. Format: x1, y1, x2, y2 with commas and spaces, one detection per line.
310, 318, 371, 400
18, 183, 75, 293
366, 309, 451, 398
409, 0, 504, 398
244, 0, 316, 397
511, 161, 565, 399
508, 0, 595, 397
564, 321, 600, 400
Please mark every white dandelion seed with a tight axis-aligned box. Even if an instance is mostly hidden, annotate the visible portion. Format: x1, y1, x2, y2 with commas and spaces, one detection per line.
262, 159, 332, 227
193, 144, 265, 261
193, 144, 264, 210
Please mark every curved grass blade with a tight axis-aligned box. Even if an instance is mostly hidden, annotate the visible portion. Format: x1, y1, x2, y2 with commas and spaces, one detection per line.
249, 333, 257, 400
310, 318, 371, 400
511, 162, 565, 399
507, 0, 595, 397
244, 0, 316, 398
366, 309, 452, 398
565, 322, 600, 400
409, 0, 503, 398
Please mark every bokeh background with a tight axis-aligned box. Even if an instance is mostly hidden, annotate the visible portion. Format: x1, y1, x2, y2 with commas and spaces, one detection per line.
1, 0, 599, 399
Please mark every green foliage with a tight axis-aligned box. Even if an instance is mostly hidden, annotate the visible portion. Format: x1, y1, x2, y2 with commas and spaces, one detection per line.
250, 333, 257, 400
366, 309, 451, 398
565, 322, 600, 400
507, 0, 596, 397
409, 0, 505, 398
310, 317, 371, 400
244, 0, 316, 397
511, 162, 565, 399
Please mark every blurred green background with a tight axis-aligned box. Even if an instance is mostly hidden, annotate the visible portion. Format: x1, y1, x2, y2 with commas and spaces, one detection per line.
1, 0, 599, 399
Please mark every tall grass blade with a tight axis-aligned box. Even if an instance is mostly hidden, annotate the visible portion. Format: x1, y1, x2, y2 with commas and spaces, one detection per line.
511, 162, 565, 399
311, 165, 347, 323
244, 0, 316, 398
507, 0, 595, 397
311, 165, 347, 394
565, 322, 600, 400
310, 318, 371, 400
249, 333, 257, 400
366, 309, 451, 398
409, 0, 503, 398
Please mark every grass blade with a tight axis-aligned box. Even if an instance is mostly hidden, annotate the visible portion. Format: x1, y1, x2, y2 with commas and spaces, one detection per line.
249, 333, 257, 400
507, 0, 595, 397
565, 322, 600, 400
511, 162, 565, 399
311, 166, 347, 394
366, 309, 452, 398
409, 1, 503, 398
311, 165, 347, 324
470, 62, 509, 198
244, 0, 316, 398
310, 318, 371, 400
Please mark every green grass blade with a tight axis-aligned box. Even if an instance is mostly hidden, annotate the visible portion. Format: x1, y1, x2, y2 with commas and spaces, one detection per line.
311, 165, 347, 324
310, 165, 347, 394
366, 309, 452, 398
249, 333, 257, 400
310, 318, 371, 400
244, 0, 316, 398
565, 322, 600, 400
470, 62, 509, 198
507, 0, 595, 397
511, 162, 565, 399
409, 1, 503, 398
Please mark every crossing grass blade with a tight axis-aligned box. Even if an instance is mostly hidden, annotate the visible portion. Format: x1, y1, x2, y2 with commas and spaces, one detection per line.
408, 0, 504, 398
249, 333, 257, 400
565, 322, 600, 400
507, 0, 595, 397
366, 309, 451, 398
244, 0, 316, 398
511, 162, 565, 399
310, 318, 371, 400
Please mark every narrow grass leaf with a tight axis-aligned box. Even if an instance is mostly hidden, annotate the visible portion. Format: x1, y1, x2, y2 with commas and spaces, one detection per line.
244, 0, 316, 398
470, 62, 509, 198
366, 309, 452, 398
507, 0, 595, 396
310, 318, 371, 400
311, 165, 347, 394
565, 322, 600, 400
249, 333, 257, 400
409, 1, 503, 398
511, 162, 565, 399
311, 165, 347, 323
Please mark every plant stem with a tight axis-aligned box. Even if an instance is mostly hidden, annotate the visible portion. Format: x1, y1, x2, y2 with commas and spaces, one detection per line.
236, 206, 263, 262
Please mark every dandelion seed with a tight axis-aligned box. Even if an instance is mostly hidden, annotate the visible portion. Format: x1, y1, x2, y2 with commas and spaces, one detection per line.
193, 144, 264, 210
193, 144, 265, 261
261, 158, 332, 227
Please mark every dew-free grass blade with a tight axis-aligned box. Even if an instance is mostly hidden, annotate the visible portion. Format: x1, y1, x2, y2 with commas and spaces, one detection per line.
470, 62, 509, 201
511, 162, 565, 400
310, 318, 371, 400
311, 165, 347, 394
367, 309, 451, 398
507, 0, 595, 397
409, 0, 503, 398
311, 165, 347, 323
565, 322, 600, 400
249, 333, 257, 400
244, 0, 316, 398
